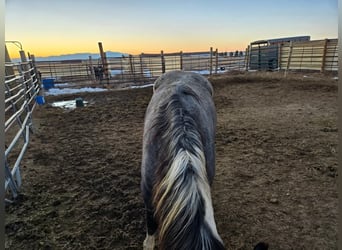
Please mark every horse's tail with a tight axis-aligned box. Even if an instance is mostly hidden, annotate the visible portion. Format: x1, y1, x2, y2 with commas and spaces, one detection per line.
152, 87, 224, 250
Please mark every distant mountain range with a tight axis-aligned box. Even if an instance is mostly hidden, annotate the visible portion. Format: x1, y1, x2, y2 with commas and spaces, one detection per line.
12, 51, 128, 62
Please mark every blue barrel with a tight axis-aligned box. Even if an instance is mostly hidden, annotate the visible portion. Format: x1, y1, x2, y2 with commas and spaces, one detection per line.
42, 78, 55, 90
35, 95, 45, 105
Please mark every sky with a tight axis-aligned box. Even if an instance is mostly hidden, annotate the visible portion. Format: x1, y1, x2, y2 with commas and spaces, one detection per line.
5, 0, 338, 59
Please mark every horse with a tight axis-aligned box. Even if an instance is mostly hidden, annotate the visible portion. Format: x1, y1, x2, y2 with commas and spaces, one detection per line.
140, 70, 223, 250
140, 70, 269, 250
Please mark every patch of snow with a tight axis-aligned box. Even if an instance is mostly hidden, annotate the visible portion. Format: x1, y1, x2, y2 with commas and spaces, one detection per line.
51, 100, 88, 109
54, 83, 71, 87
130, 83, 154, 89
109, 69, 123, 76
190, 68, 231, 75
45, 87, 107, 96
191, 70, 210, 75
144, 70, 152, 77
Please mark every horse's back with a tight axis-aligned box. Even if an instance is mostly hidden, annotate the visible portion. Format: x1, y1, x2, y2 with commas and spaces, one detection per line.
152, 71, 215, 126
153, 70, 214, 97
141, 71, 222, 249
141, 71, 217, 197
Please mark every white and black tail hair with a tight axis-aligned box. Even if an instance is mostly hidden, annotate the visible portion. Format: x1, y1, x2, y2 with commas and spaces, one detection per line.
152, 88, 224, 250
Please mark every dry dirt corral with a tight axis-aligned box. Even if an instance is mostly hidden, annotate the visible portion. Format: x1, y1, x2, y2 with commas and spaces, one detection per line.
5, 72, 338, 249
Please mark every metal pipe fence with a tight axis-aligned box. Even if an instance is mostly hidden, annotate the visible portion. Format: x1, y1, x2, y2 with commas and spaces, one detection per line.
5, 45, 41, 202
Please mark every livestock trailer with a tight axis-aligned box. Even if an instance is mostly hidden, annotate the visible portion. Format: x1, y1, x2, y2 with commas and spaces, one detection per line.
247, 36, 310, 71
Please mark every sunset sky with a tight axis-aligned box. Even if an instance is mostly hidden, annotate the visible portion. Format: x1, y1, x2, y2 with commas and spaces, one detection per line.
5, 0, 338, 59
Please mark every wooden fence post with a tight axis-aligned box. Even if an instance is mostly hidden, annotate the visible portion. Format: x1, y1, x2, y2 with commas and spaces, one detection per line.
285, 41, 293, 77
243, 50, 247, 71
299, 45, 305, 70
245, 46, 250, 71
209, 47, 213, 75
19, 50, 27, 63
98, 42, 109, 83
321, 39, 328, 73
19, 50, 35, 132
104, 52, 110, 84
5, 46, 11, 64
140, 54, 144, 79
129, 55, 136, 82
5, 45, 15, 77
180, 51, 183, 70
120, 55, 124, 82
277, 43, 281, 70
161, 50, 165, 73
88, 56, 96, 82
30, 54, 40, 83
19, 50, 33, 95
215, 48, 218, 74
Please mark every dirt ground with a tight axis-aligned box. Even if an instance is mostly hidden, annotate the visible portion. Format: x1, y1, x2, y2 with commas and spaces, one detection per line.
5, 72, 338, 249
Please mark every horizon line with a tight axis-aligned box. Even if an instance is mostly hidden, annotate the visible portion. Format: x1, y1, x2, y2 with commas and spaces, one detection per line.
8, 47, 250, 60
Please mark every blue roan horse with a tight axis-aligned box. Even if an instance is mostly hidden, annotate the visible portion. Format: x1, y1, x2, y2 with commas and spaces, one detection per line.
141, 70, 222, 250
141, 71, 269, 250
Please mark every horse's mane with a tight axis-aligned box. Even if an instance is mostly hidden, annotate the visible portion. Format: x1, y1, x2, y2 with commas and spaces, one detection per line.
150, 86, 224, 250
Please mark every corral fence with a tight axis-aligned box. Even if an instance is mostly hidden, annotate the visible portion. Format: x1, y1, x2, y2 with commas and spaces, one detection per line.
36, 48, 246, 85
5, 42, 41, 202
35, 38, 338, 87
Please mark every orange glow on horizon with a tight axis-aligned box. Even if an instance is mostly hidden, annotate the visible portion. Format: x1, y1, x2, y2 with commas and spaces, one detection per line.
6, 34, 249, 59
7, 41, 248, 60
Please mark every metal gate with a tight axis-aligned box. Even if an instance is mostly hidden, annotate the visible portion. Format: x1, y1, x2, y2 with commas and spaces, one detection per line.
5, 42, 41, 202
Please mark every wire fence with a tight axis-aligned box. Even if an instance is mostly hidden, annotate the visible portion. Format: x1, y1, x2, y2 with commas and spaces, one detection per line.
5, 44, 41, 202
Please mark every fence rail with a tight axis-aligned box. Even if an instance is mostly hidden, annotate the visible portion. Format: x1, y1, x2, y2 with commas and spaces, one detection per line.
5, 44, 40, 201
